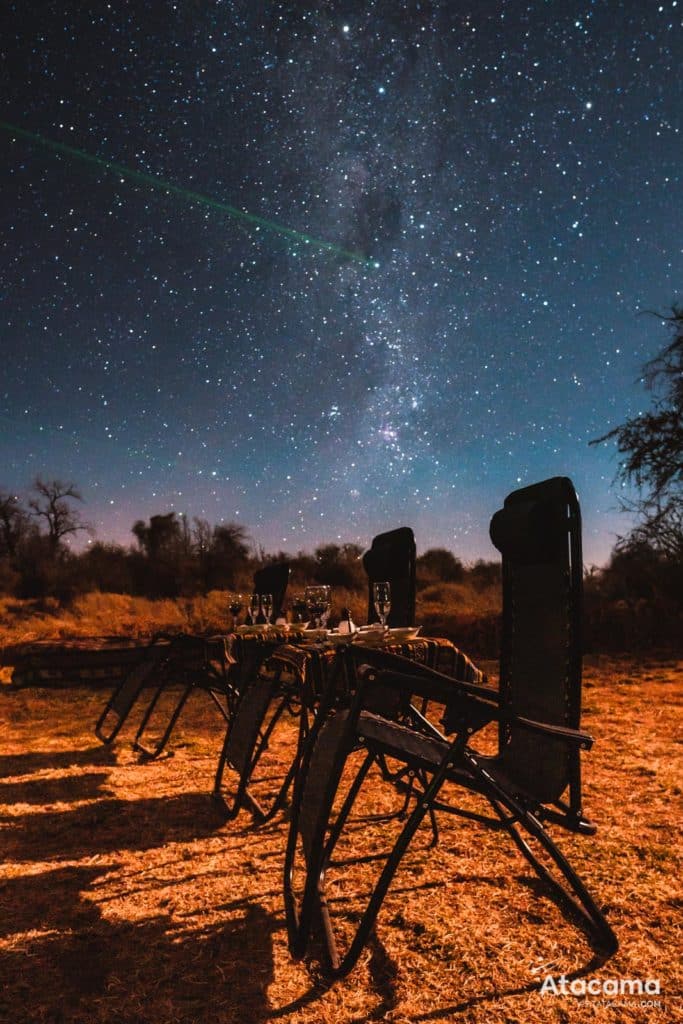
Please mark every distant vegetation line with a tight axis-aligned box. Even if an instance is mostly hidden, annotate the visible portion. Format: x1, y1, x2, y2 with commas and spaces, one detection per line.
0, 480, 680, 654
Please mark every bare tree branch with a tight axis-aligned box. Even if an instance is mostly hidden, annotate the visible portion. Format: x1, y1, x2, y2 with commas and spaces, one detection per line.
27, 477, 92, 554
591, 306, 682, 557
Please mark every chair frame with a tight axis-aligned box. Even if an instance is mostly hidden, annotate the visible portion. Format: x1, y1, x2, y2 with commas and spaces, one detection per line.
212, 647, 316, 821
284, 478, 618, 978
363, 527, 416, 627
95, 565, 290, 758
95, 633, 236, 759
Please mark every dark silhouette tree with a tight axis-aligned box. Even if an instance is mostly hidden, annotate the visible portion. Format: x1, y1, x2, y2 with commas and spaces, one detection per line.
417, 548, 465, 583
132, 513, 181, 561
0, 490, 32, 558
205, 522, 251, 589
211, 522, 250, 562
131, 513, 187, 596
79, 542, 135, 593
313, 543, 365, 589
592, 307, 683, 559
27, 478, 91, 555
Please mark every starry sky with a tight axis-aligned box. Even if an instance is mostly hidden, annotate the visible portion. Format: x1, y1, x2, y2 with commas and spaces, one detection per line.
1, 1, 681, 567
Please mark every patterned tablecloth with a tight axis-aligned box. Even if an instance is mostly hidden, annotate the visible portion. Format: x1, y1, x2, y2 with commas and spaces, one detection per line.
227, 629, 485, 698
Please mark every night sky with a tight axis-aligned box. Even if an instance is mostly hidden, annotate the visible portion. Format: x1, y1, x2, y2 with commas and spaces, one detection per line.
1, 2, 681, 566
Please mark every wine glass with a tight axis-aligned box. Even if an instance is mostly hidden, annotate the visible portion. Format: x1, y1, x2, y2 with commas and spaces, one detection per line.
304, 586, 320, 628
291, 595, 309, 625
248, 592, 261, 624
228, 592, 243, 630
319, 585, 332, 628
373, 581, 391, 629
305, 585, 330, 628
261, 592, 273, 626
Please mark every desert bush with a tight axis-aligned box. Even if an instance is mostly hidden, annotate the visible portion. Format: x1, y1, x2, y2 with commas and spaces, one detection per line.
416, 581, 502, 657
0, 557, 20, 596
417, 548, 465, 584
467, 559, 502, 590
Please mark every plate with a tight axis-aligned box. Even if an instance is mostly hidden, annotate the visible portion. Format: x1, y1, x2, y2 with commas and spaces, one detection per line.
325, 630, 356, 645
302, 628, 327, 641
352, 628, 387, 646
388, 626, 422, 641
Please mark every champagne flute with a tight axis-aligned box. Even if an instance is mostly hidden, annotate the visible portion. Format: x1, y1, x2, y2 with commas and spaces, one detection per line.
261, 592, 273, 626
248, 592, 261, 625
228, 592, 243, 630
292, 594, 309, 625
373, 581, 391, 629
320, 585, 332, 628
304, 585, 318, 628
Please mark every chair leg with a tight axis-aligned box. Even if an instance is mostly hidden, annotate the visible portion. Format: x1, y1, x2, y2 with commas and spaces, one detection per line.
499, 800, 617, 953
214, 677, 301, 823
241, 695, 297, 821
464, 755, 618, 954
321, 748, 377, 862
258, 694, 312, 824
213, 679, 275, 819
95, 688, 137, 745
133, 680, 194, 759
287, 717, 458, 978
317, 747, 457, 978
94, 644, 168, 744
204, 686, 231, 722
285, 709, 356, 960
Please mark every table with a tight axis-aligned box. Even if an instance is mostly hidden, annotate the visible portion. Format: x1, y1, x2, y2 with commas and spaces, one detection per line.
213, 629, 484, 821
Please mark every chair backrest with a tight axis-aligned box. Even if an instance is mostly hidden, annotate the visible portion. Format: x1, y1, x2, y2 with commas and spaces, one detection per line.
489, 477, 583, 804
362, 527, 416, 627
253, 562, 290, 620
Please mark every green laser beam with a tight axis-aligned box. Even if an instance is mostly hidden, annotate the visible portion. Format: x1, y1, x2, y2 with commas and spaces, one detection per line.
0, 120, 376, 266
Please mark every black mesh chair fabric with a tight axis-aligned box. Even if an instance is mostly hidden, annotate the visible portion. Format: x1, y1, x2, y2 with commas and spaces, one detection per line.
95, 564, 291, 757
284, 477, 617, 979
254, 562, 290, 620
487, 476, 582, 803
362, 527, 416, 627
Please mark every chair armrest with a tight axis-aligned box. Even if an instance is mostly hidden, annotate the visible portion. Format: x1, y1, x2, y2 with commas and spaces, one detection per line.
365, 668, 593, 750
512, 715, 594, 750
367, 666, 497, 709
365, 668, 498, 733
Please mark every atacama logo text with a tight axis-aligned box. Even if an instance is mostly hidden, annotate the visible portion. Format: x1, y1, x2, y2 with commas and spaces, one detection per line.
540, 975, 661, 997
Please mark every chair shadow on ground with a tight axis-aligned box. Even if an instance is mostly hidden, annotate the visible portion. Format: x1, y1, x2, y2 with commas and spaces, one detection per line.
0, 863, 280, 1024
0, 745, 117, 777
0, 819, 613, 1024
405, 951, 612, 1021
0, 770, 111, 805
0, 792, 226, 861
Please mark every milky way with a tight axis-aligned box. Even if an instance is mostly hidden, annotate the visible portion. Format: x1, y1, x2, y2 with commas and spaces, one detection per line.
1, 2, 680, 565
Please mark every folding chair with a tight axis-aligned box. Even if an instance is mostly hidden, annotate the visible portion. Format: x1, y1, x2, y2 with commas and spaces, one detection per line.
95, 633, 236, 758
284, 477, 618, 978
128, 633, 237, 758
95, 565, 290, 758
212, 641, 319, 821
253, 562, 290, 621
363, 526, 416, 627
95, 633, 186, 746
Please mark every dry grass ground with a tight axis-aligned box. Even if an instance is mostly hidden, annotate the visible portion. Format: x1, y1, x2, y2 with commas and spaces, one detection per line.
0, 656, 681, 1024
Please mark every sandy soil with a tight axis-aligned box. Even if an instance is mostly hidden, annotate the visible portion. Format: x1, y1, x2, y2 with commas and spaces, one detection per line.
0, 654, 681, 1023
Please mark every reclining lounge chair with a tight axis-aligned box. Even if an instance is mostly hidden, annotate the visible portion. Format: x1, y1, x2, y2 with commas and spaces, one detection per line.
284, 477, 618, 978
95, 563, 290, 758
362, 526, 416, 627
